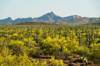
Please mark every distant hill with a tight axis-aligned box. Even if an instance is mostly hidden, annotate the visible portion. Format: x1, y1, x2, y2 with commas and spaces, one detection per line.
33, 12, 63, 23
14, 17, 33, 23
0, 17, 13, 25
0, 12, 100, 25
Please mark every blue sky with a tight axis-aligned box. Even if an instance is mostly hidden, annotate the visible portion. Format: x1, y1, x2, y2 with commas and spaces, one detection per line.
0, 0, 100, 19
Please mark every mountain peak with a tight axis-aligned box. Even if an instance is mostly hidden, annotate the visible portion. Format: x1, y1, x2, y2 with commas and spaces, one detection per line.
3, 17, 12, 20
49, 11, 55, 15
45, 11, 56, 16
35, 11, 62, 22
73, 15, 82, 18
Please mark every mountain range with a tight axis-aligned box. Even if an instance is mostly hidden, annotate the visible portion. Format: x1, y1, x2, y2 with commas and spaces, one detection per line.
0, 12, 100, 25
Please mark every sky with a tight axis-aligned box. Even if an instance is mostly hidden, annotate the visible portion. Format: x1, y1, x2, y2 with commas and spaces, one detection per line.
0, 0, 100, 19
